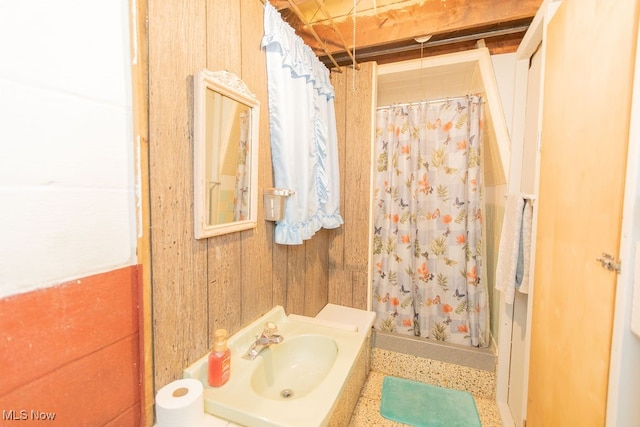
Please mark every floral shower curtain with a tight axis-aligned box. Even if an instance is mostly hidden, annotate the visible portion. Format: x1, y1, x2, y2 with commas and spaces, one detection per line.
372, 96, 489, 347
233, 110, 250, 221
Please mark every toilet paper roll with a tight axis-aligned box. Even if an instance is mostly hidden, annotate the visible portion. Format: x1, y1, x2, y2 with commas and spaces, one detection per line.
155, 378, 205, 427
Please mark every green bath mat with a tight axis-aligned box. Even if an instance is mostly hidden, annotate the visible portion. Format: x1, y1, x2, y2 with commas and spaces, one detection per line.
380, 376, 482, 427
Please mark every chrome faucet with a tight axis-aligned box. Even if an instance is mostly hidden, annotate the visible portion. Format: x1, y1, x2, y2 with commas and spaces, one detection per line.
243, 321, 283, 360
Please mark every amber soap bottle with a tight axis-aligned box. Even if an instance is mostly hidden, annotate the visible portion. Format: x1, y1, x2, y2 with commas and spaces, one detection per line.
208, 329, 231, 387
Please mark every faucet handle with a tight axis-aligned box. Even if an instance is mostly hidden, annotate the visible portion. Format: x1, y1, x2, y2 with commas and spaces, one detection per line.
263, 321, 278, 336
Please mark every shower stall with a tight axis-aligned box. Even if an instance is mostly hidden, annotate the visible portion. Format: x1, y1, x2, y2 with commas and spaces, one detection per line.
371, 47, 511, 356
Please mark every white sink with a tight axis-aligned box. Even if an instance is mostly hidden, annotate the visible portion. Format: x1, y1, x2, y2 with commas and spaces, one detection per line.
183, 305, 368, 427
250, 334, 338, 400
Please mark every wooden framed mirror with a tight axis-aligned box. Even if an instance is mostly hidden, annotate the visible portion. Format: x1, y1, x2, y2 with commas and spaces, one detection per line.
193, 70, 259, 239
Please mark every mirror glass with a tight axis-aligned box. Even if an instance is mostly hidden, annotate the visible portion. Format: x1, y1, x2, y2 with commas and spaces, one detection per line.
194, 70, 259, 238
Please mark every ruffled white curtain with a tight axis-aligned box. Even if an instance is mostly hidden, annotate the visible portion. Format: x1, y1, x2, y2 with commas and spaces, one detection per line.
261, 2, 343, 245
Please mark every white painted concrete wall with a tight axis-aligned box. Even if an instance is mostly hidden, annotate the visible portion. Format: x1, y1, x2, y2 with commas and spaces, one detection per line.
0, 0, 136, 298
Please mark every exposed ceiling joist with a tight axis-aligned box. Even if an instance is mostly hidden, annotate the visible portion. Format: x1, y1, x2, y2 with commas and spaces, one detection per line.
269, 0, 543, 68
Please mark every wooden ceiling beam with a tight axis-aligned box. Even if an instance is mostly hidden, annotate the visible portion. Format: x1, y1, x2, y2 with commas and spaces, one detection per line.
284, 0, 346, 71
270, 0, 306, 10
271, 0, 542, 57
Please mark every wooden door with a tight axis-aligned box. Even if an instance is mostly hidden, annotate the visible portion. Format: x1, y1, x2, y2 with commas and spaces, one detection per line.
527, 0, 639, 426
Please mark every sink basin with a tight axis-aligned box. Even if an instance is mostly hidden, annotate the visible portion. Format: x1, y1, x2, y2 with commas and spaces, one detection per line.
183, 305, 375, 427
250, 334, 338, 400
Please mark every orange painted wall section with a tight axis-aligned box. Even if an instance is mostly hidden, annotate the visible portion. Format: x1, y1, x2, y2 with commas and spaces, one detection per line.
0, 266, 141, 426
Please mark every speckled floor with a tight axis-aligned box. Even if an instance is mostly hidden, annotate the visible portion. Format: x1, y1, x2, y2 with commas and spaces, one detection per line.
348, 370, 503, 427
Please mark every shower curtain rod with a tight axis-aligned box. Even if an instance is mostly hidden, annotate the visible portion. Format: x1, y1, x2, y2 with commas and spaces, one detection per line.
376, 94, 479, 110
261, 0, 359, 72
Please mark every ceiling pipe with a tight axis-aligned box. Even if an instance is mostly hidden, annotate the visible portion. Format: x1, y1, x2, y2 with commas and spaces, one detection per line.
319, 24, 530, 66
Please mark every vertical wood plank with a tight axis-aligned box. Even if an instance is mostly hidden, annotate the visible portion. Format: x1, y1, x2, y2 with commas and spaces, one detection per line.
128, 0, 153, 420
240, 0, 274, 325
328, 268, 353, 307
208, 237, 243, 338
286, 245, 306, 314
205, 0, 243, 345
328, 62, 375, 310
304, 229, 330, 316
352, 270, 369, 310
148, 0, 209, 391
329, 68, 347, 271
272, 242, 289, 309
344, 63, 374, 271
208, 233, 242, 339
264, 2, 288, 309
207, 0, 242, 74
328, 68, 349, 306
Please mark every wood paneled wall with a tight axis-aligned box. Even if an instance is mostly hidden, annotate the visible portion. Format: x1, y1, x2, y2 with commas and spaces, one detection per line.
329, 63, 376, 310
147, 0, 376, 397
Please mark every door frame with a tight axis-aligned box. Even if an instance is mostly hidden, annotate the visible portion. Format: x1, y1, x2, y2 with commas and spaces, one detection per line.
495, 1, 561, 425
606, 17, 640, 427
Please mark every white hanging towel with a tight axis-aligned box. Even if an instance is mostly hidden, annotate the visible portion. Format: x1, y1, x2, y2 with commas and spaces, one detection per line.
496, 194, 525, 304
631, 242, 640, 338
517, 199, 534, 294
